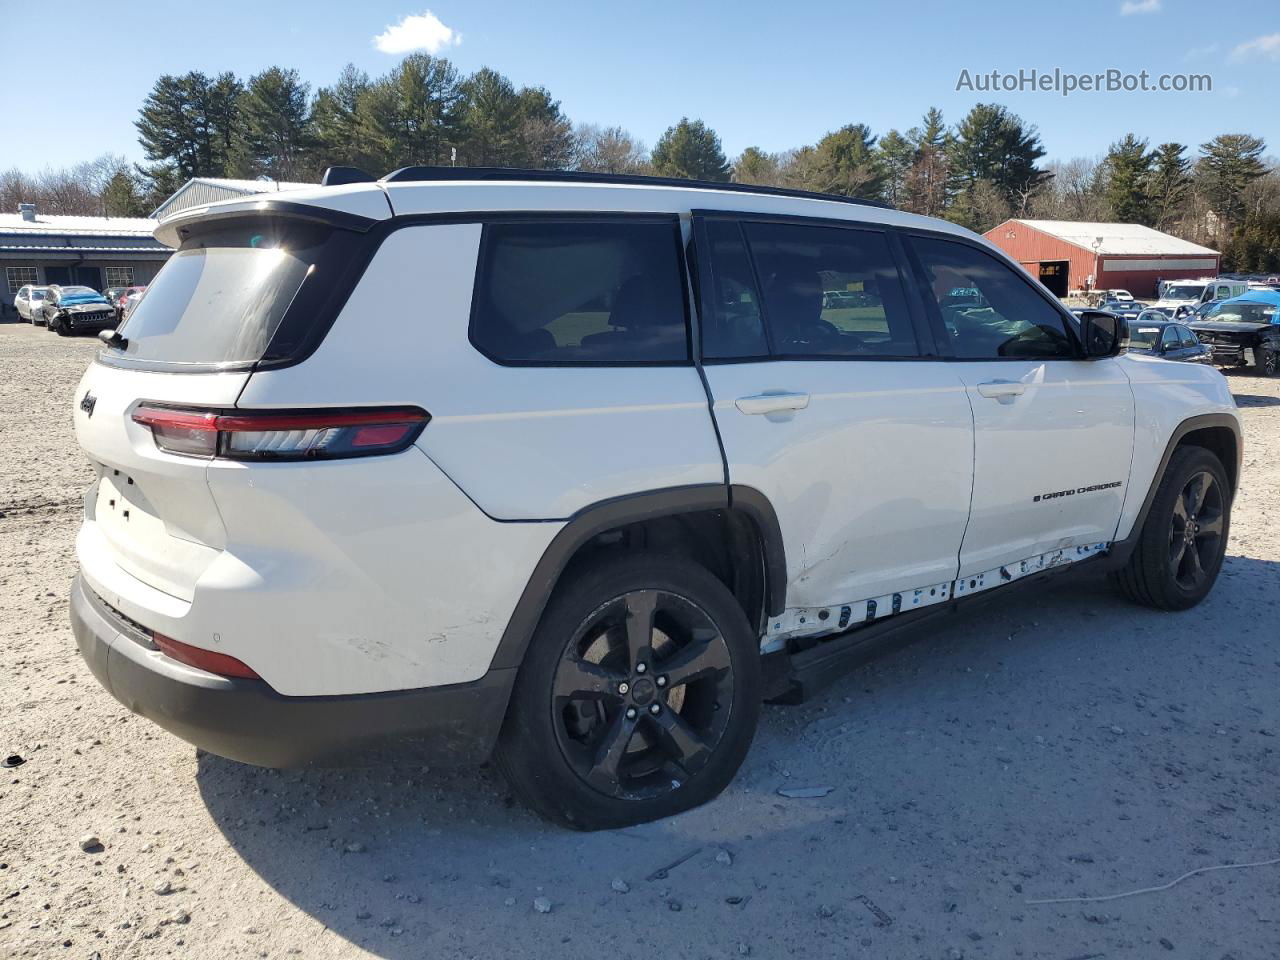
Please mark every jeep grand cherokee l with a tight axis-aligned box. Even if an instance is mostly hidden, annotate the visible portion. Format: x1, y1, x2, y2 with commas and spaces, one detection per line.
70, 168, 1241, 830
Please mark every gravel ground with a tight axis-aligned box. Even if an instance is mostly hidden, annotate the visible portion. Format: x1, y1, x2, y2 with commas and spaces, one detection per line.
2, 319, 1278, 960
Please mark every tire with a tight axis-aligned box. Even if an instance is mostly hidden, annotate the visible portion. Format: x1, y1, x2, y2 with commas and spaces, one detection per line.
1253, 345, 1277, 377
53, 315, 69, 336
496, 552, 762, 830
1113, 446, 1230, 611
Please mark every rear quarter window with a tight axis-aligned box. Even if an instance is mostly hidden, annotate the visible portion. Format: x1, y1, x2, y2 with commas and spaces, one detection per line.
469, 219, 690, 365
111, 219, 357, 369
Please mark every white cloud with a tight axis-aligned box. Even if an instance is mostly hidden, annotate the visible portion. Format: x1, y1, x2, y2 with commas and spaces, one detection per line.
373, 11, 461, 55
1230, 32, 1280, 61
1120, 0, 1161, 14
1183, 42, 1218, 60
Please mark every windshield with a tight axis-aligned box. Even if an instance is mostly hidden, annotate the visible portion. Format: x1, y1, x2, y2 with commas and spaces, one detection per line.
30, 290, 46, 300
113, 220, 331, 366
1203, 301, 1278, 324
1129, 325, 1162, 349
1163, 283, 1205, 300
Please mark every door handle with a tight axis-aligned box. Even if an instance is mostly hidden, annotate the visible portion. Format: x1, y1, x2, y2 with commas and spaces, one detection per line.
976, 380, 1027, 401
735, 391, 811, 415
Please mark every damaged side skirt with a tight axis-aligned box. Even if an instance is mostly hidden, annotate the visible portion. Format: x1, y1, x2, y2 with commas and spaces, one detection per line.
761, 542, 1111, 653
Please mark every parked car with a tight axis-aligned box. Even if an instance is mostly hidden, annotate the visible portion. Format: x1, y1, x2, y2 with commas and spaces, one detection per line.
107, 285, 147, 321
1096, 299, 1144, 322
120, 287, 146, 321
12, 284, 50, 323
41, 285, 116, 336
70, 168, 1242, 830
1127, 317, 1213, 364
1189, 291, 1280, 376
104, 287, 131, 312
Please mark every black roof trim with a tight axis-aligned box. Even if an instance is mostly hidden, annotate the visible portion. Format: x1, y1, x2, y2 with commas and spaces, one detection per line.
321, 166, 378, 186
380, 166, 894, 210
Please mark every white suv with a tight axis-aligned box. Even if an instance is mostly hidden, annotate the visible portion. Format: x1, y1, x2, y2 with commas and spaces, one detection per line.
70, 168, 1241, 829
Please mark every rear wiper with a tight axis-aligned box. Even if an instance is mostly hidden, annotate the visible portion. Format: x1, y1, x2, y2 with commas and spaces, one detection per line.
98, 329, 128, 350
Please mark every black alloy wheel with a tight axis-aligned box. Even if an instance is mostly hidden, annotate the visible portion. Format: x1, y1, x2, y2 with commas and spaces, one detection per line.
496, 553, 760, 830
1167, 470, 1224, 591
550, 588, 735, 801
1113, 445, 1231, 611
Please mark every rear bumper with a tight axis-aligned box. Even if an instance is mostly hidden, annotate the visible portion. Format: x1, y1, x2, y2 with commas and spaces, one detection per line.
70, 574, 515, 768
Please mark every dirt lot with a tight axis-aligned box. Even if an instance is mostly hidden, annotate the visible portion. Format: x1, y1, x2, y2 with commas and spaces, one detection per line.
1, 320, 1278, 960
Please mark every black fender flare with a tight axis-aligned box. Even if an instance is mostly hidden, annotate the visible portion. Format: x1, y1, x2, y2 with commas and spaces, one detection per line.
1107, 412, 1241, 564
488, 484, 787, 671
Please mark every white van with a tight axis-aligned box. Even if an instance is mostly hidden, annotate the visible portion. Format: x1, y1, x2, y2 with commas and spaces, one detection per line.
1154, 278, 1249, 315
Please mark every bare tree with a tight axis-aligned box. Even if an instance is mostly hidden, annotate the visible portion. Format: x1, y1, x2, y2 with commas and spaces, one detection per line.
574, 124, 648, 174
0, 154, 137, 216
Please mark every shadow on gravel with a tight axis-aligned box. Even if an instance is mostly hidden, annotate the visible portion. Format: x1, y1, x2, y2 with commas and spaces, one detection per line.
1232, 392, 1280, 407
197, 553, 1280, 959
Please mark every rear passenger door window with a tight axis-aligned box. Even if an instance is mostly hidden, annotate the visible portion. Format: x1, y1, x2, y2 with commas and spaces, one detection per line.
470, 219, 689, 364
907, 235, 1077, 360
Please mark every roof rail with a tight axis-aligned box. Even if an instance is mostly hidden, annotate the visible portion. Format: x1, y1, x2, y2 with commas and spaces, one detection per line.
379, 166, 893, 210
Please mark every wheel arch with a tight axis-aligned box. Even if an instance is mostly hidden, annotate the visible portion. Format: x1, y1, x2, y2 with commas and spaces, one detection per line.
488, 484, 787, 671
1109, 412, 1241, 564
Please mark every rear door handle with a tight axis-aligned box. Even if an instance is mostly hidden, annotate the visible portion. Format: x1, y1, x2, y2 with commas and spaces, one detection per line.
735, 391, 811, 415
976, 380, 1027, 401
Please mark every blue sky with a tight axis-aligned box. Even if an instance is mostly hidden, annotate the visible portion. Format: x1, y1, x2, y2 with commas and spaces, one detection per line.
1, 0, 1276, 173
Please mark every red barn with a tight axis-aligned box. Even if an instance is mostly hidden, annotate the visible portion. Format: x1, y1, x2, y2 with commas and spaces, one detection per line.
984, 220, 1220, 298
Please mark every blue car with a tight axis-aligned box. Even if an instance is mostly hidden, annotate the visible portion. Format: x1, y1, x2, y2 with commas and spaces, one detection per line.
1188, 290, 1280, 376
41, 285, 116, 337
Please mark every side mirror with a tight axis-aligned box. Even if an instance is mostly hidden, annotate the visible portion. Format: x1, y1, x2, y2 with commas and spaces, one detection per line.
1078, 311, 1128, 358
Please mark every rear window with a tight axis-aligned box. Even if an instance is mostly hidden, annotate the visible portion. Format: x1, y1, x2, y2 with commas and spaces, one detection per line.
469, 220, 690, 365
113, 221, 334, 367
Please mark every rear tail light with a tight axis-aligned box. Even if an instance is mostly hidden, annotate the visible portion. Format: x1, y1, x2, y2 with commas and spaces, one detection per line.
132, 405, 429, 461
152, 631, 261, 680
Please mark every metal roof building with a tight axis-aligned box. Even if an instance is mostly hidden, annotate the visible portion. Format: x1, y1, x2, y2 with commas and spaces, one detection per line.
4, 178, 317, 320
1, 205, 169, 319
151, 177, 314, 219
984, 219, 1220, 298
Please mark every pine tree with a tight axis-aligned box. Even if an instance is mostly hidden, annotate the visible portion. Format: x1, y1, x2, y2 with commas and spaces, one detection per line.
101, 169, 148, 217
732, 147, 780, 186
240, 67, 314, 180
1147, 143, 1191, 230
651, 119, 731, 182
798, 124, 886, 200
1103, 134, 1153, 223
878, 129, 914, 208
1197, 134, 1267, 227
950, 104, 1048, 208
359, 54, 464, 168
313, 65, 375, 171
135, 71, 243, 179
903, 108, 952, 217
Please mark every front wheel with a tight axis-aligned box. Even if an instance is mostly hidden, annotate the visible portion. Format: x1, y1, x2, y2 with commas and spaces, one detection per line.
496, 553, 761, 830
1253, 346, 1277, 377
53, 315, 70, 336
1113, 446, 1231, 610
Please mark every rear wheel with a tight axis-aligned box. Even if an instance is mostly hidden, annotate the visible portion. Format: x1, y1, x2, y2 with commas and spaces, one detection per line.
1113, 446, 1230, 610
496, 553, 761, 830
